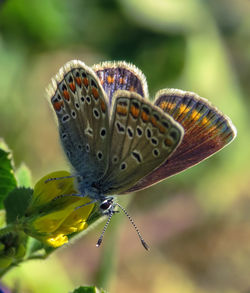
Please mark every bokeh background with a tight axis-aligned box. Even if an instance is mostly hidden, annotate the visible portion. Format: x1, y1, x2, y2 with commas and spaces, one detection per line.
0, 0, 249, 292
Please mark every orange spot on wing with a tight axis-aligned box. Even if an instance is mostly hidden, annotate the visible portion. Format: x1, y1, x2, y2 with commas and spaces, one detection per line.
53, 101, 64, 111
92, 87, 99, 99
160, 101, 168, 110
100, 100, 106, 113
208, 125, 217, 133
130, 105, 140, 118
69, 82, 76, 92
162, 102, 176, 112
63, 90, 70, 101
107, 75, 115, 84
190, 110, 201, 121
100, 79, 104, 85
150, 116, 158, 127
119, 77, 125, 84
129, 86, 135, 92
75, 77, 81, 86
141, 111, 149, 122
83, 78, 89, 87
179, 104, 190, 115
164, 137, 173, 147
201, 116, 209, 125
117, 105, 128, 116
158, 124, 166, 134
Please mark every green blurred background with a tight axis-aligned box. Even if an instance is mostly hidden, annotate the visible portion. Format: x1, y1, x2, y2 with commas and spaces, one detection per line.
0, 0, 249, 292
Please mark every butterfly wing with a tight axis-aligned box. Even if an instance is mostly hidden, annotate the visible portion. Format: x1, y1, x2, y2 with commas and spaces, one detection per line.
97, 90, 184, 195
93, 61, 148, 104
47, 60, 110, 181
127, 89, 237, 192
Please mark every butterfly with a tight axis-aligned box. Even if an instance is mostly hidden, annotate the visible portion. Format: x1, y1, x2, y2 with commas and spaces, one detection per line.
46, 60, 237, 249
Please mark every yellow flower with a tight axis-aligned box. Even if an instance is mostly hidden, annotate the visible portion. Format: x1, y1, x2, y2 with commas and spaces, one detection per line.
23, 171, 95, 247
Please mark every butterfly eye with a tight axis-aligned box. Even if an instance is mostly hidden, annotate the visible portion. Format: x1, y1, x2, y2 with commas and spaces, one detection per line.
100, 199, 113, 211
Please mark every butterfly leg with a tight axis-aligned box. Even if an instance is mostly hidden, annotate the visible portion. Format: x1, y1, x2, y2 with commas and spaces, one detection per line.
74, 199, 97, 210
45, 175, 79, 183
52, 193, 85, 201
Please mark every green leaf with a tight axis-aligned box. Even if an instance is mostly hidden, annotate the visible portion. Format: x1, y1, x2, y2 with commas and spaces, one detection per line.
72, 286, 107, 293
16, 163, 32, 188
4, 188, 33, 224
0, 142, 17, 208
25, 237, 48, 259
0, 0, 72, 47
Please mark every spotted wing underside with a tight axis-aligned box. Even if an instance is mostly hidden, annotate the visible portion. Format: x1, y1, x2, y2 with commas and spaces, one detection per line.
127, 89, 237, 193
47, 60, 110, 181
98, 90, 184, 195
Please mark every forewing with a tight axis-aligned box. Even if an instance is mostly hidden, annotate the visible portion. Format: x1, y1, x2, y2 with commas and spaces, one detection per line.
127, 89, 237, 192
93, 61, 148, 105
97, 90, 184, 195
47, 60, 110, 181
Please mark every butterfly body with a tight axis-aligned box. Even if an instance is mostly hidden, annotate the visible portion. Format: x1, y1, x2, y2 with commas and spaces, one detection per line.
47, 60, 236, 237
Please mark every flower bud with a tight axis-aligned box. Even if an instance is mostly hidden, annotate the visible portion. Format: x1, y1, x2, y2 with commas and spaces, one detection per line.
22, 171, 95, 247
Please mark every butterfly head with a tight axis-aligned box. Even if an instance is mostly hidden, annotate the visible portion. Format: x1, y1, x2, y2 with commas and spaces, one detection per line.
99, 197, 115, 215
96, 196, 149, 250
